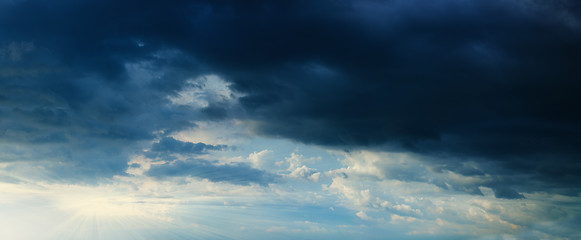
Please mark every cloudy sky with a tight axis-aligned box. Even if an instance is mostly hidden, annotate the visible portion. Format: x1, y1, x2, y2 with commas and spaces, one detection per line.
1, 0, 580, 239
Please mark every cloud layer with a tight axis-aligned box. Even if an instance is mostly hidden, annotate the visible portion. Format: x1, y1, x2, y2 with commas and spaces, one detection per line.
1, 0, 580, 239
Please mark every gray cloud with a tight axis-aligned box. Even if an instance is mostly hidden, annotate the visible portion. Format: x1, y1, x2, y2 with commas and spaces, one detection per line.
0, 41, 206, 180
0, 0, 579, 195
150, 137, 228, 155
146, 159, 280, 186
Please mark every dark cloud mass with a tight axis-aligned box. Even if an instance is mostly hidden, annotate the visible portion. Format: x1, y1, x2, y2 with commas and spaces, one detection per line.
145, 137, 229, 160
1, 0, 580, 194
150, 137, 228, 155
143, 137, 273, 186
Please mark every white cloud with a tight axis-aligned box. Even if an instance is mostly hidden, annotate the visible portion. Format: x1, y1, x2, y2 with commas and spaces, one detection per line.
280, 152, 321, 170
390, 214, 418, 223
126, 154, 156, 176
325, 177, 372, 208
172, 119, 249, 145
279, 152, 322, 182
168, 74, 241, 108
289, 165, 320, 182
319, 149, 581, 238
247, 149, 273, 169
356, 211, 372, 220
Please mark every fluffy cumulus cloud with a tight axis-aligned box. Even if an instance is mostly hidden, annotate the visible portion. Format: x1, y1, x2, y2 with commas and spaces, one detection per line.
1, 0, 580, 239
328, 150, 526, 199
278, 152, 322, 182
323, 150, 581, 238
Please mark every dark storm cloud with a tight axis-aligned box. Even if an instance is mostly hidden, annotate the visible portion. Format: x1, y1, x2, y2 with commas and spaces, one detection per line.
182, 0, 580, 196
1, 0, 580, 194
0, 0, 207, 180
0, 49, 202, 180
146, 159, 280, 186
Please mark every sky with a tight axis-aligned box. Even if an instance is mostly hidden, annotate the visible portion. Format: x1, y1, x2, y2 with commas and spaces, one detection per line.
1, 0, 580, 239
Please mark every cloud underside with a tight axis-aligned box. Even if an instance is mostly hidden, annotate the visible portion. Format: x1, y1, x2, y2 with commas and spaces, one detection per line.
1, 0, 580, 194
146, 159, 279, 186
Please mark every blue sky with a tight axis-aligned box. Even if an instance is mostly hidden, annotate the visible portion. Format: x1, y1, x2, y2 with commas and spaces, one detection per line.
1, 0, 581, 239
